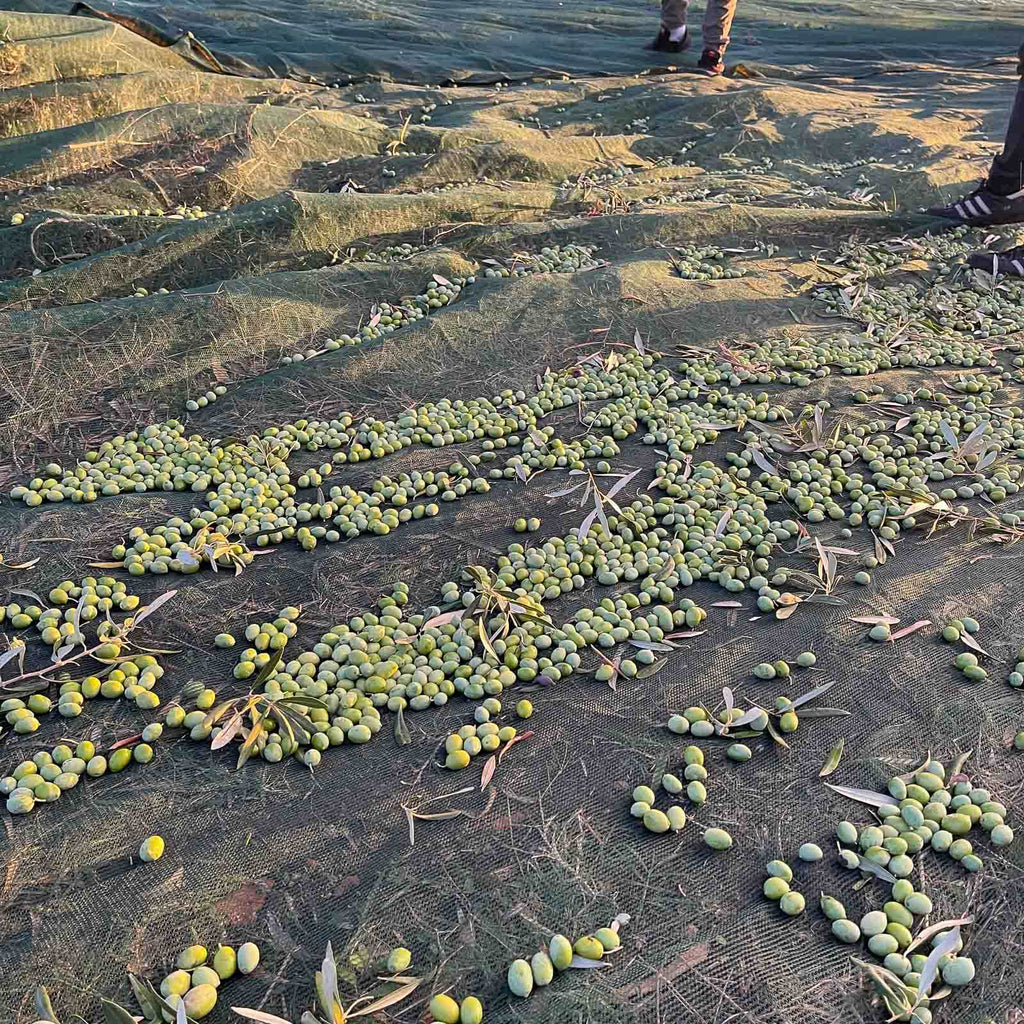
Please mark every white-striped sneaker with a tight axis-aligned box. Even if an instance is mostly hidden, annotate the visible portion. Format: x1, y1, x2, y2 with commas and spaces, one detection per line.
927, 183, 1024, 226
967, 245, 1024, 277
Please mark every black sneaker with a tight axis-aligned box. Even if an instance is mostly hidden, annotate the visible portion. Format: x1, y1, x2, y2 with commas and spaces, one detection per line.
927, 183, 1024, 226
648, 26, 689, 53
967, 244, 1024, 277
698, 49, 725, 75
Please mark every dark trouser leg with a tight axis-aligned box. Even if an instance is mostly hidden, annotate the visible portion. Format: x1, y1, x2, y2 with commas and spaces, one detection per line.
702, 0, 738, 54
661, 0, 689, 32
988, 77, 1024, 195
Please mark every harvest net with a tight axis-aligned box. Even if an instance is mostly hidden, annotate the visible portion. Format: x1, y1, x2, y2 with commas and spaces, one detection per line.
1, 5, 1024, 1024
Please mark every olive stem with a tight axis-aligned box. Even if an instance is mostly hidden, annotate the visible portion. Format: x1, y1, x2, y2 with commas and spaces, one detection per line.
0, 637, 118, 692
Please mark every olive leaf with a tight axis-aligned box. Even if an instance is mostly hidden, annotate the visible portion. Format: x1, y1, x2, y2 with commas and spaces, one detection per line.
128, 975, 160, 1022
567, 957, 610, 969
897, 750, 933, 782
132, 588, 178, 626
950, 749, 972, 777
211, 706, 247, 749
904, 916, 974, 956
635, 657, 667, 679
318, 943, 345, 1024
788, 680, 834, 709
798, 707, 851, 719
346, 976, 422, 1018
765, 719, 789, 749
230, 1009, 296, 1024
916, 925, 961, 1000
498, 729, 531, 763
855, 857, 897, 884
959, 632, 990, 658
33, 987, 60, 1024
746, 445, 778, 475
939, 420, 959, 450
250, 647, 285, 690
129, 977, 200, 1024
101, 1000, 138, 1024
824, 782, 894, 808
629, 639, 677, 652
890, 619, 931, 640
480, 754, 496, 791
421, 609, 465, 629
393, 706, 411, 746
819, 738, 844, 777
730, 706, 766, 728
235, 719, 265, 770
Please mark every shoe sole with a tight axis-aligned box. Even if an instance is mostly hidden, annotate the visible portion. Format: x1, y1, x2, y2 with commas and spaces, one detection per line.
928, 206, 1024, 227
648, 40, 690, 53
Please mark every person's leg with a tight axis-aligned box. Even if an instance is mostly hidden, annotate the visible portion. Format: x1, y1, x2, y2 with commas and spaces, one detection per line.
648, 0, 690, 52
701, 0, 737, 56
987, 77, 1024, 195
697, 0, 736, 74
662, 0, 689, 33
928, 74, 1024, 225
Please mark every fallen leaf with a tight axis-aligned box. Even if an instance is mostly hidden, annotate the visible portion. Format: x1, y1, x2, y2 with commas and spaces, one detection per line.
636, 657, 667, 679
789, 680, 834, 709
905, 917, 974, 956
819, 738, 844, 777
856, 857, 897, 884
567, 957, 610, 970
798, 707, 852, 719
849, 614, 901, 626
0, 556, 41, 571
346, 976, 422, 1017
711, 601, 743, 608
766, 719, 790, 748
393, 706, 411, 746
231, 1009, 294, 1024
824, 782, 894, 808
498, 729, 533, 763
480, 754, 496, 791
890, 620, 931, 641
959, 633, 991, 658
917, 926, 961, 999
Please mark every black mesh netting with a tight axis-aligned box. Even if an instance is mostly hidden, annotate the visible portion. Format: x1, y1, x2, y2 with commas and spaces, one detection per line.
2, 6, 1024, 1024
